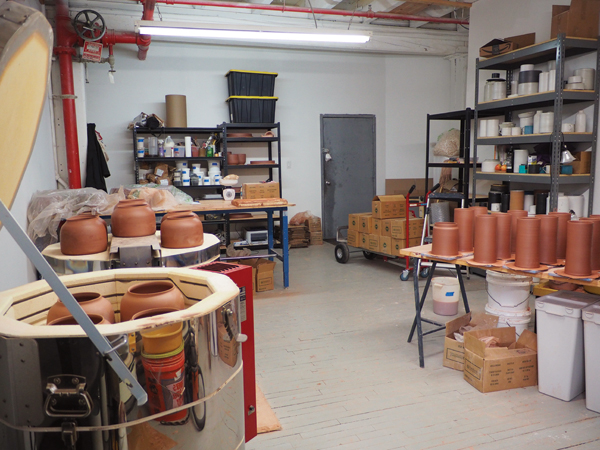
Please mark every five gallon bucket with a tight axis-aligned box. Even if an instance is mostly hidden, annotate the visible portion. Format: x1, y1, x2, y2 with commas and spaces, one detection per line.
485, 305, 532, 338
486, 271, 532, 312
432, 277, 460, 316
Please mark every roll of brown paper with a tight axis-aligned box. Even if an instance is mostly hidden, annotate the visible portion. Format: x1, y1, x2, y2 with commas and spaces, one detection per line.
166, 95, 187, 127
509, 190, 525, 210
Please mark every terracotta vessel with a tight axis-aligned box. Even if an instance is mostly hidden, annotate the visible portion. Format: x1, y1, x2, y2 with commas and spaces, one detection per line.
60, 213, 108, 255
515, 217, 541, 269
227, 153, 239, 165
431, 222, 459, 256
119, 280, 186, 322
508, 210, 528, 254
548, 212, 571, 259
581, 217, 600, 270
494, 212, 512, 260
454, 208, 474, 253
111, 199, 156, 237
238, 153, 247, 164
470, 206, 488, 237
565, 220, 593, 277
509, 190, 525, 211
48, 313, 108, 326
160, 210, 204, 248
473, 214, 498, 264
538, 214, 558, 265
47, 292, 115, 324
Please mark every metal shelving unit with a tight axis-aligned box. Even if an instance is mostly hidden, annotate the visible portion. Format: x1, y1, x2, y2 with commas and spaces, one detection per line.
473, 34, 599, 212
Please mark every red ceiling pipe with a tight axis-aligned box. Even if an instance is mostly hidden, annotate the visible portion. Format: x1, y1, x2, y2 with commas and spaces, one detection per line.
150, 0, 469, 25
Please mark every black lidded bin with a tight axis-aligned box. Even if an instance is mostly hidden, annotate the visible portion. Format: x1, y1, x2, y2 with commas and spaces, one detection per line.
226, 70, 278, 96
227, 96, 278, 123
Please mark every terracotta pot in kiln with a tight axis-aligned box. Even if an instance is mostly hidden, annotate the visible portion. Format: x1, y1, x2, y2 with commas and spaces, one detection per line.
548, 212, 571, 259
508, 210, 528, 254
473, 214, 498, 264
581, 217, 600, 270
494, 212, 512, 260
238, 154, 247, 164
431, 222, 459, 257
538, 214, 558, 265
119, 280, 186, 322
111, 199, 156, 237
565, 220, 593, 277
60, 214, 108, 255
160, 210, 204, 249
515, 217, 541, 269
48, 313, 108, 326
454, 208, 474, 253
47, 292, 115, 324
227, 153, 239, 165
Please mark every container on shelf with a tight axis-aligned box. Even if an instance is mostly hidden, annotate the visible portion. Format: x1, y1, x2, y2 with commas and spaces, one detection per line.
226, 70, 278, 96
227, 96, 278, 123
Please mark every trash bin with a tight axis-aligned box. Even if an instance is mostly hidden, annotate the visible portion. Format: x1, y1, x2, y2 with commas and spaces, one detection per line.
583, 302, 600, 413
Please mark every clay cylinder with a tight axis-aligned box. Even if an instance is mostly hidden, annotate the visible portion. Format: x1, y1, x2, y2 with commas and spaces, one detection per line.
509, 190, 525, 210
580, 217, 600, 271
548, 212, 571, 259
470, 206, 488, 236
454, 208, 474, 253
515, 217, 541, 269
508, 210, 528, 254
494, 212, 512, 260
538, 214, 558, 265
431, 222, 459, 257
565, 220, 593, 277
473, 214, 498, 264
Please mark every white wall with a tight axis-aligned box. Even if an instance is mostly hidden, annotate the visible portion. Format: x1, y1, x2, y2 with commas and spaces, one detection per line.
84, 41, 452, 217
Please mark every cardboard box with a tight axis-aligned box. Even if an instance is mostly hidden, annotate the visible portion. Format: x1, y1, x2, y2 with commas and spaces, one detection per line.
368, 234, 379, 252
551, 1, 600, 39
443, 313, 499, 371
242, 182, 280, 200
359, 232, 368, 249
347, 229, 359, 247
371, 218, 383, 235
385, 178, 433, 198
379, 236, 392, 255
572, 151, 592, 174
392, 237, 421, 254
359, 214, 372, 233
388, 218, 425, 240
348, 213, 364, 231
463, 328, 538, 393
479, 33, 536, 58
234, 258, 276, 292
372, 195, 406, 219
309, 231, 323, 245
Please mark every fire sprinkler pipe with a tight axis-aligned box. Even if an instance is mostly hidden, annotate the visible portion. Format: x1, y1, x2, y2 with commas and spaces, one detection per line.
149, 0, 469, 25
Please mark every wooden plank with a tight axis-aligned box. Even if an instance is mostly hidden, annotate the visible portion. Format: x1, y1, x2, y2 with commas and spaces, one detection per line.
391, 2, 430, 15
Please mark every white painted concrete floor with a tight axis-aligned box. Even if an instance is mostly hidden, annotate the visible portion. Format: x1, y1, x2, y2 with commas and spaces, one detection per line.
246, 243, 600, 450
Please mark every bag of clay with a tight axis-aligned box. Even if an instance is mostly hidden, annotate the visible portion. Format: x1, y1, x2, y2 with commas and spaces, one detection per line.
289, 211, 314, 226
433, 129, 460, 157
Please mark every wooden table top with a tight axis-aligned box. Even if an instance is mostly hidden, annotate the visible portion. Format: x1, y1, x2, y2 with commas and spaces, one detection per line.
400, 244, 600, 288
168, 200, 295, 213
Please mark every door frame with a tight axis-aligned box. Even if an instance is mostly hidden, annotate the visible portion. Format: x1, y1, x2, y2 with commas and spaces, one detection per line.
320, 114, 376, 239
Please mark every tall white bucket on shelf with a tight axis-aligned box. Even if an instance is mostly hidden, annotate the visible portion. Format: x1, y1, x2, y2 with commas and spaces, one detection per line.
486, 271, 532, 312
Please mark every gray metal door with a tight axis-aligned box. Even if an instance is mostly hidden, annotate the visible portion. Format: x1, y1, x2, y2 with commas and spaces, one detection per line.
321, 114, 376, 240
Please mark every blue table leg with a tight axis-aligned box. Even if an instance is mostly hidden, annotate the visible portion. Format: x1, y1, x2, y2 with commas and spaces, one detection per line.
267, 210, 274, 262
282, 211, 289, 288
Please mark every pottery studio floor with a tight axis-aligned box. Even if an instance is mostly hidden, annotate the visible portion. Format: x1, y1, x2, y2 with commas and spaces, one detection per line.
246, 243, 600, 450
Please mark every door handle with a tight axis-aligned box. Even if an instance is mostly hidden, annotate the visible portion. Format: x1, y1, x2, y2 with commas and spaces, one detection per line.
325, 153, 332, 162
325, 181, 331, 185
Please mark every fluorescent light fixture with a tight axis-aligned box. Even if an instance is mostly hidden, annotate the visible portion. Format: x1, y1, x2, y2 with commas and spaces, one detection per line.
136, 21, 371, 44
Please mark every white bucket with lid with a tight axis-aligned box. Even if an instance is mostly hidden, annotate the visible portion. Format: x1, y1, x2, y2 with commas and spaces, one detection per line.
486, 270, 532, 312
432, 277, 460, 316
485, 305, 532, 338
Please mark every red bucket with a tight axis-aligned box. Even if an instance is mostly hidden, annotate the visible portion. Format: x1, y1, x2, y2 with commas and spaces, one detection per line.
142, 344, 187, 421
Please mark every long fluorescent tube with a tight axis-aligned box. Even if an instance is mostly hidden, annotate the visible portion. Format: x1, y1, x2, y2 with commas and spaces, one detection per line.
137, 22, 371, 44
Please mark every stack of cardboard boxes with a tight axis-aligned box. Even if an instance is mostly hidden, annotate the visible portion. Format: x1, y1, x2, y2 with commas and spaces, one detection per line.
347, 195, 424, 256
306, 216, 323, 245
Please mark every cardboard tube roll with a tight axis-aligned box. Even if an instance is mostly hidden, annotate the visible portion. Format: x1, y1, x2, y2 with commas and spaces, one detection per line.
166, 95, 187, 128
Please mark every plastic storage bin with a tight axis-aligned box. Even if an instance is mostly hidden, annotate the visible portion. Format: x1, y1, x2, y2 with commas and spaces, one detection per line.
535, 291, 599, 401
226, 70, 278, 96
227, 96, 278, 123
583, 302, 600, 413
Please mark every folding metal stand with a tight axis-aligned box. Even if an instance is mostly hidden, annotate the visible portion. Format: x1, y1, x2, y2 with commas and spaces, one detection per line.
407, 259, 470, 368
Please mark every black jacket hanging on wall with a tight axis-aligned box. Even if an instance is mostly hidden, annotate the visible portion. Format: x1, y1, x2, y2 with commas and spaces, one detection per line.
85, 123, 111, 192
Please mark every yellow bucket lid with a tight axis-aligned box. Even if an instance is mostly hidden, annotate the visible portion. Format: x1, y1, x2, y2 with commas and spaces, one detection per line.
226, 70, 278, 76
226, 96, 278, 101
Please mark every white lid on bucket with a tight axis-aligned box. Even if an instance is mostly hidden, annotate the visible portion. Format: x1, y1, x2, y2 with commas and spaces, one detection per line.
535, 291, 599, 318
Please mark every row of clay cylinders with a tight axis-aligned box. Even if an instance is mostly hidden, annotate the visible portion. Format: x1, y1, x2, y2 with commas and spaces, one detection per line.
567, 216, 600, 276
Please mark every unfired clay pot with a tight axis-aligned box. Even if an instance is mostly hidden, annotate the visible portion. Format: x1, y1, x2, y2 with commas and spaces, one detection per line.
454, 208, 474, 253
111, 199, 156, 237
60, 214, 108, 255
508, 210, 528, 254
238, 154, 247, 164
48, 313, 109, 326
548, 212, 571, 259
494, 212, 512, 260
160, 210, 204, 248
473, 214, 497, 264
565, 220, 593, 277
515, 217, 541, 269
227, 153, 239, 165
581, 217, 600, 270
538, 214, 558, 265
431, 222, 459, 257
46, 292, 115, 324
119, 280, 185, 322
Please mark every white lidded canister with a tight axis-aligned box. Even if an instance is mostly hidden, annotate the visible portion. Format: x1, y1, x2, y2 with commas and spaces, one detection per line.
432, 277, 460, 316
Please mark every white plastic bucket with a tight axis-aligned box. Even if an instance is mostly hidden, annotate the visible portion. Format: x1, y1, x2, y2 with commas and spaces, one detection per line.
486, 270, 532, 312
485, 305, 532, 338
432, 277, 460, 316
